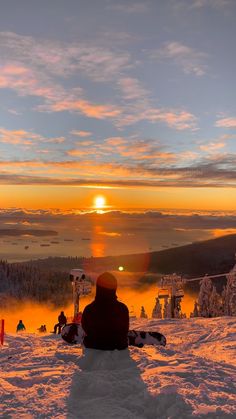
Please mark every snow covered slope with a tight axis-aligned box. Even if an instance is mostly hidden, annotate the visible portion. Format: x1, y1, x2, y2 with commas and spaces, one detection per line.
0, 317, 235, 418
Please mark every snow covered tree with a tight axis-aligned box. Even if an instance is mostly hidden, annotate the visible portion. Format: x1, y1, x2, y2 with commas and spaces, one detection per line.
152, 297, 162, 319
173, 297, 182, 318
209, 286, 222, 317
163, 297, 172, 319
190, 301, 199, 318
140, 306, 148, 319
221, 286, 227, 315
224, 264, 236, 316
198, 275, 213, 317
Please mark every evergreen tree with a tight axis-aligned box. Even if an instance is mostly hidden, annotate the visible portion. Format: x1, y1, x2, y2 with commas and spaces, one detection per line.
163, 297, 172, 319
221, 285, 227, 315
209, 285, 222, 317
173, 296, 184, 318
198, 275, 213, 317
152, 297, 162, 319
140, 305, 148, 319
224, 263, 236, 316
190, 301, 199, 318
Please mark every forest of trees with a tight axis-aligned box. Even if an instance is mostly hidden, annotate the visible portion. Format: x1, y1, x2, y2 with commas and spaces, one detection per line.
0, 260, 72, 307
190, 268, 236, 318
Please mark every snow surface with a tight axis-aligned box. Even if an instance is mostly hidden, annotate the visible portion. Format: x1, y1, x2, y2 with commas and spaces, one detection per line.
0, 317, 236, 418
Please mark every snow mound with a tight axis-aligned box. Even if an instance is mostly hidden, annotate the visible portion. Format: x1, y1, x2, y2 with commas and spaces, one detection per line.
0, 317, 235, 418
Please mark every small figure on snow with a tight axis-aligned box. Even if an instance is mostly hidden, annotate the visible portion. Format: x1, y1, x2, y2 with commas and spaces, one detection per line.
82, 272, 129, 350
54, 311, 67, 334
38, 325, 47, 333
16, 320, 26, 332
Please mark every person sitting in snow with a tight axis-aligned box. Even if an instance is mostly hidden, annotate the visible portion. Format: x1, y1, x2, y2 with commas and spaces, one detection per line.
38, 325, 47, 333
54, 311, 67, 334
16, 320, 26, 332
82, 272, 129, 350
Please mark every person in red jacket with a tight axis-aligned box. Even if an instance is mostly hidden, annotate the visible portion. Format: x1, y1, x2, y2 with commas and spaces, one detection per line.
81, 272, 129, 350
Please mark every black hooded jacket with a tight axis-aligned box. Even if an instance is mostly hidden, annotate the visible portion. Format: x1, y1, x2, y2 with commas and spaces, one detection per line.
81, 285, 129, 350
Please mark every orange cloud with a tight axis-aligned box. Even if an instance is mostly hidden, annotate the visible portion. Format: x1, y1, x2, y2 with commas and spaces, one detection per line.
0, 127, 64, 145
200, 142, 226, 152
144, 109, 198, 130
0, 128, 41, 144
215, 117, 236, 128
49, 99, 121, 119
66, 149, 92, 157
70, 130, 92, 137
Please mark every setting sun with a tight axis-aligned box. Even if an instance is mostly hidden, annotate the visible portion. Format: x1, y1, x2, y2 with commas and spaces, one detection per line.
94, 195, 106, 209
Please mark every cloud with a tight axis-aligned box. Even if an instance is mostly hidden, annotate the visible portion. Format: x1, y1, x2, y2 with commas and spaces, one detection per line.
66, 149, 93, 157
199, 142, 226, 152
172, 0, 232, 11
66, 136, 176, 162
0, 127, 42, 145
190, 0, 231, 9
0, 32, 198, 131
70, 130, 93, 137
1, 153, 236, 188
144, 109, 198, 130
106, 1, 149, 13
215, 118, 236, 128
0, 31, 132, 82
151, 41, 208, 76
0, 63, 122, 121
118, 77, 150, 100
103, 137, 176, 161
0, 127, 65, 146
46, 99, 122, 119
0, 63, 67, 102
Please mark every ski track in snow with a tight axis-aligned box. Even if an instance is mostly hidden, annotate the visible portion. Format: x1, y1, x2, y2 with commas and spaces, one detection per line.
0, 318, 236, 419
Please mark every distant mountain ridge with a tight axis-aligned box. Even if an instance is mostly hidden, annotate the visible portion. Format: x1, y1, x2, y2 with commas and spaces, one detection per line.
2, 234, 236, 305
21, 234, 236, 278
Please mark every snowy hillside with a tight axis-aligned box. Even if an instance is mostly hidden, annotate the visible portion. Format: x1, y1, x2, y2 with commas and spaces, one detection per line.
1, 317, 235, 418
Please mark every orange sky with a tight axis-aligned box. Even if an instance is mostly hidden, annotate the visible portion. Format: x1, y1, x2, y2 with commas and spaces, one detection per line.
1, 185, 236, 211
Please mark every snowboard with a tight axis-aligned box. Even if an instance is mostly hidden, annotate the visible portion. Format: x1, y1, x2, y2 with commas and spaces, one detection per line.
61, 323, 166, 348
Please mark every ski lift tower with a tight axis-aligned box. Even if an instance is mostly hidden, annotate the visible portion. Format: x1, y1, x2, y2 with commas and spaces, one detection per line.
158, 273, 185, 318
69, 269, 92, 323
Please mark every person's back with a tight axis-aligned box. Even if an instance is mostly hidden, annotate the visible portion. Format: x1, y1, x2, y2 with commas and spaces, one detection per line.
82, 272, 129, 350
54, 312, 67, 334
16, 320, 26, 332
58, 311, 67, 325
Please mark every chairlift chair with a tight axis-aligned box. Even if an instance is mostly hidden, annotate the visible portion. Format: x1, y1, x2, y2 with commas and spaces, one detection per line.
173, 288, 184, 298
158, 288, 170, 299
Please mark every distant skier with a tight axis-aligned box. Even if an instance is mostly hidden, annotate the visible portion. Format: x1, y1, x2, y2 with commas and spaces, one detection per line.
82, 272, 129, 350
54, 311, 67, 334
16, 320, 26, 332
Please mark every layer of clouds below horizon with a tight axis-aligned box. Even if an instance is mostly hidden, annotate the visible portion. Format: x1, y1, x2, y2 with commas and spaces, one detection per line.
0, 208, 236, 261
